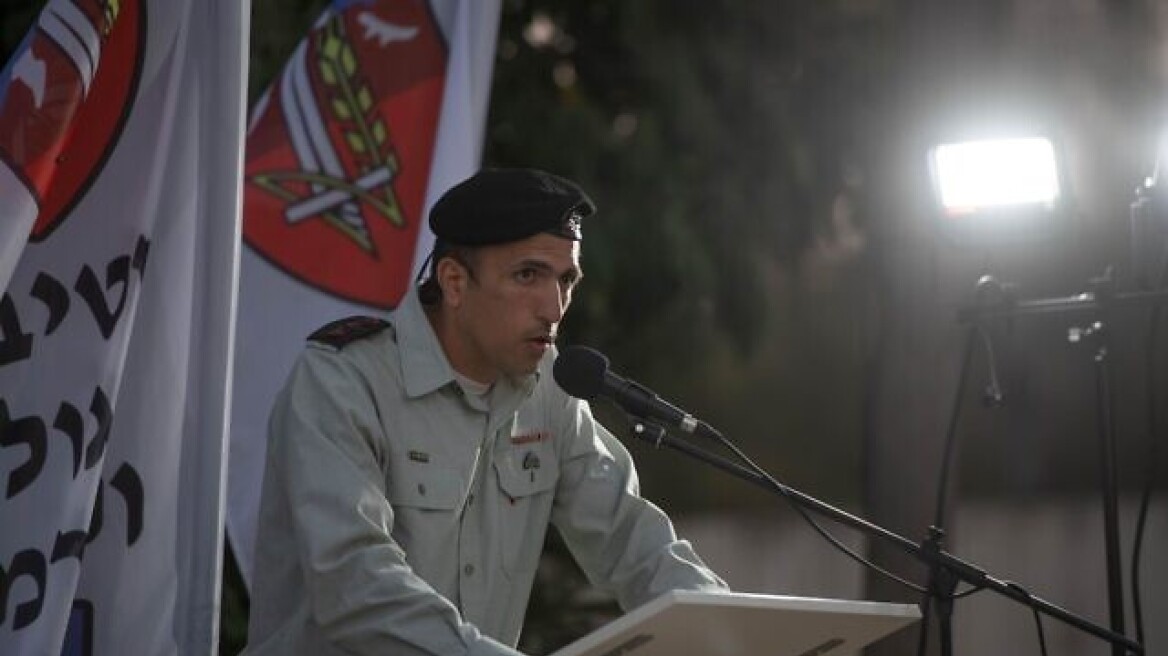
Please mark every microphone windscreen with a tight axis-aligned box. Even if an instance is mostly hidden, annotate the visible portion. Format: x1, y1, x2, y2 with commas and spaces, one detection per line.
553, 346, 609, 400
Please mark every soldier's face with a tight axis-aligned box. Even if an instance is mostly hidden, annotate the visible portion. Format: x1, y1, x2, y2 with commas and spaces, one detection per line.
446, 233, 581, 383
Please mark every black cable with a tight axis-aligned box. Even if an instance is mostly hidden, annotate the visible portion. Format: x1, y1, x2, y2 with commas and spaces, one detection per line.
931, 325, 980, 529
713, 418, 998, 604
1130, 248, 1168, 648
916, 309, 997, 656
710, 431, 930, 595
624, 315, 998, 647
1031, 605, 1050, 656
932, 275, 1007, 532
1002, 581, 1049, 656
1129, 304, 1157, 648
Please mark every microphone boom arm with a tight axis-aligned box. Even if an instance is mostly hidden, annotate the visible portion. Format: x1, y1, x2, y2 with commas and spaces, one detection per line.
622, 416, 1144, 655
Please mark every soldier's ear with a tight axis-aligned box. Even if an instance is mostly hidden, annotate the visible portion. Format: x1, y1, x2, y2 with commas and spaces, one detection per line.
435, 256, 469, 307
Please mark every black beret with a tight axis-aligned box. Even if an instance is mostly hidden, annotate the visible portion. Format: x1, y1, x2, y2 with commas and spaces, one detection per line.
429, 168, 596, 246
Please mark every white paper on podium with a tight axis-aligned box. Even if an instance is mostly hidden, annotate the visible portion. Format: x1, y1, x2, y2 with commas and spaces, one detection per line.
549, 590, 920, 656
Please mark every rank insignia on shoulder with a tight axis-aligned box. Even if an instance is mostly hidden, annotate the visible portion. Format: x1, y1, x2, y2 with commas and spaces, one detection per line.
308, 316, 391, 348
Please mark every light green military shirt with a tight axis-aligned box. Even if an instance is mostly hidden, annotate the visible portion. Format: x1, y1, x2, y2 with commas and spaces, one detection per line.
243, 288, 726, 656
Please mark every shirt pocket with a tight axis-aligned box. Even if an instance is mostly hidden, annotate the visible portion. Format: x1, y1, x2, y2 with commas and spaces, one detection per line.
492, 441, 559, 578
387, 462, 463, 509
385, 461, 464, 558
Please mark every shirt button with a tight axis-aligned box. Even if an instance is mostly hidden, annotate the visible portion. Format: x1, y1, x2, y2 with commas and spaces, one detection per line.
466, 493, 474, 506
417, 483, 426, 495
463, 564, 475, 576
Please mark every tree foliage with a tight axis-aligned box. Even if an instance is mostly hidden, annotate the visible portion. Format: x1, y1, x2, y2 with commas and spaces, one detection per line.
489, 1, 886, 368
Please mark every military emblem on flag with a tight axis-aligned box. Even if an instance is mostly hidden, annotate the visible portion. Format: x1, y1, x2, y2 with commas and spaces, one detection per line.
244, 0, 446, 309
0, 0, 144, 241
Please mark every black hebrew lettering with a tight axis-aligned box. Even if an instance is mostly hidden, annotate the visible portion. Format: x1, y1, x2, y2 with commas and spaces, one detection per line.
83, 388, 112, 470
30, 273, 70, 336
110, 463, 143, 546
0, 399, 47, 499
54, 402, 84, 478
1, 236, 150, 354
75, 255, 131, 340
131, 235, 149, 279
51, 530, 88, 564
86, 484, 103, 545
0, 294, 33, 366
0, 548, 47, 630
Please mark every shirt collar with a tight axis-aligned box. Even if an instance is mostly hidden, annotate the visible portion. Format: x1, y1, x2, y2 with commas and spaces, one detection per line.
393, 286, 542, 400
395, 287, 458, 398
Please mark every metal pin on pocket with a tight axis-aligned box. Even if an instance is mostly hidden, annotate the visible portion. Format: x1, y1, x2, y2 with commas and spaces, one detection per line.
522, 452, 540, 483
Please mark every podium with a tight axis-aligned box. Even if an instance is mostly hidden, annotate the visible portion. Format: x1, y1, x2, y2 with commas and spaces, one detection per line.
549, 590, 920, 656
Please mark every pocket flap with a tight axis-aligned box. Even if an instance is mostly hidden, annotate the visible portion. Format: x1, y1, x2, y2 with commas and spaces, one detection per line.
493, 443, 559, 499
387, 463, 463, 510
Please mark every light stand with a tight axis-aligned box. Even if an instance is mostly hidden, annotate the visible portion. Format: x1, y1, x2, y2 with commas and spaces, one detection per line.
1077, 273, 1126, 656
955, 272, 1168, 656
622, 416, 1144, 654
920, 131, 1167, 654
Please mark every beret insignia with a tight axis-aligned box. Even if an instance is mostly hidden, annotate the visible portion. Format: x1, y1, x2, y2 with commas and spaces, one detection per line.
308, 316, 391, 348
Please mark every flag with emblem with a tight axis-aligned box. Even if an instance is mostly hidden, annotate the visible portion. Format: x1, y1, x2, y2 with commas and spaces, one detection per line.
227, 0, 502, 586
0, 0, 248, 653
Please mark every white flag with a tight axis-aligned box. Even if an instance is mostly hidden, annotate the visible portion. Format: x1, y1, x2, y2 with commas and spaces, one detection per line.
227, 0, 501, 586
0, 1, 249, 654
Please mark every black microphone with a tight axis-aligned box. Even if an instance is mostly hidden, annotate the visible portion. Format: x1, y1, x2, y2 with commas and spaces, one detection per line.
553, 345, 721, 440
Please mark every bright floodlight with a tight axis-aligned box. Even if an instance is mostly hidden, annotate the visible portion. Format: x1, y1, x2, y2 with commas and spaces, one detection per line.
930, 138, 1060, 215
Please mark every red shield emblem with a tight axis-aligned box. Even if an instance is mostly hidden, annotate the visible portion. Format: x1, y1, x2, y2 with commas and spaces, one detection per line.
243, 0, 447, 309
0, 0, 145, 241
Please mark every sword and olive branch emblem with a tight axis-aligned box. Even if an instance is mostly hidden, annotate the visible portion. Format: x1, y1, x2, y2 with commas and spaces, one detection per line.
249, 11, 414, 254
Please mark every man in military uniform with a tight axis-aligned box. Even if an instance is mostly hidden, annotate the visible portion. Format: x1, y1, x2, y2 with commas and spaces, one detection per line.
244, 169, 726, 656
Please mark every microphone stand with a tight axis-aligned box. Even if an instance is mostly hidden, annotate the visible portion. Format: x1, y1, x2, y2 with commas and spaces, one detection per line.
622, 418, 1144, 655
917, 286, 989, 656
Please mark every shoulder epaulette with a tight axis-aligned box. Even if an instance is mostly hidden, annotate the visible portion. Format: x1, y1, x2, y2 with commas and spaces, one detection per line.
308, 316, 391, 349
